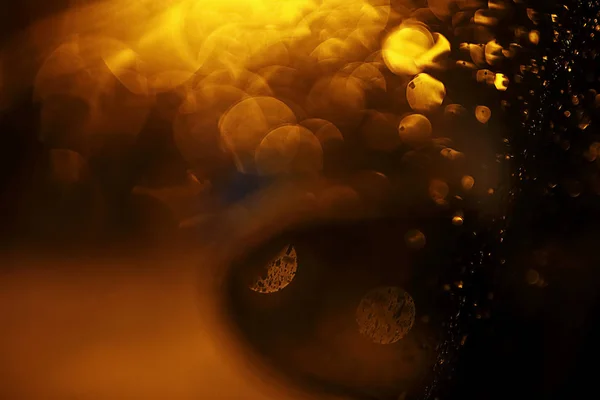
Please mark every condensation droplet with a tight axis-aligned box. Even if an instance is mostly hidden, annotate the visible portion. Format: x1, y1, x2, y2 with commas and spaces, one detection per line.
429, 179, 450, 204
249, 244, 298, 294
475, 105, 492, 124
406, 73, 446, 113
356, 287, 416, 344
452, 214, 464, 226
405, 229, 426, 250
461, 175, 475, 191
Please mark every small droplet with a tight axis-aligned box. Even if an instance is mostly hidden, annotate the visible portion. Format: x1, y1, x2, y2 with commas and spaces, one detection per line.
475, 105, 492, 124
525, 269, 540, 285
452, 214, 464, 226
405, 229, 426, 250
429, 179, 450, 204
461, 175, 475, 191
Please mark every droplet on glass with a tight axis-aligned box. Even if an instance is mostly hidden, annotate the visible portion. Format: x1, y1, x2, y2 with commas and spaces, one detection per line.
249, 244, 298, 294
475, 105, 491, 124
476, 69, 496, 84
494, 73, 509, 91
429, 179, 450, 204
474, 9, 499, 27
406, 73, 446, 113
529, 30, 540, 45
465, 43, 487, 67
584, 142, 600, 161
571, 95, 580, 105
440, 147, 465, 161
398, 113, 432, 147
405, 229, 426, 250
356, 286, 416, 344
445, 104, 467, 120
485, 40, 504, 66
461, 175, 475, 191
382, 24, 434, 76
452, 213, 464, 226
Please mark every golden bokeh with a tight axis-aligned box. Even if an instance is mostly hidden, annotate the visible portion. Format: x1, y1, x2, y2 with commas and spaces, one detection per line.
475, 105, 492, 124
429, 179, 450, 204
219, 96, 297, 173
406, 73, 446, 113
300, 118, 345, 144
382, 23, 436, 76
461, 175, 475, 191
398, 113, 432, 148
255, 124, 323, 176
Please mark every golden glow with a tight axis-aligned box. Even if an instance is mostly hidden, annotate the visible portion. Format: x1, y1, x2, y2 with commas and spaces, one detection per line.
406, 73, 446, 113
255, 124, 323, 176
398, 113, 432, 148
529, 30, 540, 45
461, 175, 475, 191
49, 149, 87, 185
494, 73, 509, 91
383, 23, 435, 76
475, 105, 492, 124
219, 96, 297, 173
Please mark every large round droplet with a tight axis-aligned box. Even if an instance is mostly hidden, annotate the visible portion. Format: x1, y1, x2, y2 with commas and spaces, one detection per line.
255, 125, 323, 176
406, 73, 446, 113
356, 287, 416, 344
249, 244, 298, 294
382, 25, 434, 76
398, 113, 432, 148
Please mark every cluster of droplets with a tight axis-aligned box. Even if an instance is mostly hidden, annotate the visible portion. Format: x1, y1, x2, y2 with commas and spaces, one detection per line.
7, 0, 562, 397
509, 0, 600, 298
